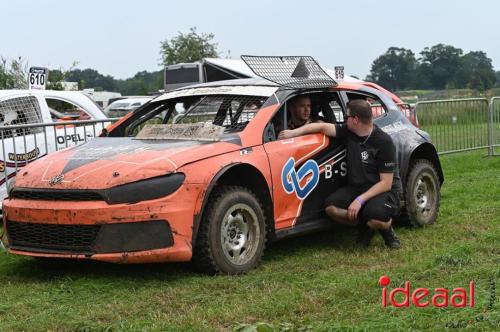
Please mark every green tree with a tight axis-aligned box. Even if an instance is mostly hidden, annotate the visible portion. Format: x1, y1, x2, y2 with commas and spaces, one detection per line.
366, 47, 417, 90
47, 69, 65, 90
0, 58, 10, 88
61, 68, 163, 95
47, 62, 79, 90
454, 51, 496, 91
117, 70, 163, 95
413, 63, 433, 89
0, 56, 28, 89
159, 27, 219, 66
115, 70, 163, 95
419, 44, 463, 89
65, 68, 116, 91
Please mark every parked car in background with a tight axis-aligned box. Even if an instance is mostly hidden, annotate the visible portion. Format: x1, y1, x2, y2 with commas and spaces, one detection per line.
0, 89, 109, 212
103, 97, 152, 118
2, 56, 443, 274
0, 90, 106, 122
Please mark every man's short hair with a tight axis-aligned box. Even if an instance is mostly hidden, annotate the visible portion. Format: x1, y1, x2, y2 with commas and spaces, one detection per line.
347, 99, 372, 124
289, 94, 310, 107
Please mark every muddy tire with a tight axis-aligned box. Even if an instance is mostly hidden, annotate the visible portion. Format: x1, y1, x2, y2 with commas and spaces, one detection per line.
402, 159, 441, 227
192, 186, 266, 274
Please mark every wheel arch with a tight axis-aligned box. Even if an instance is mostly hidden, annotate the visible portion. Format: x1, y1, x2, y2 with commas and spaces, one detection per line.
192, 163, 274, 246
402, 142, 444, 185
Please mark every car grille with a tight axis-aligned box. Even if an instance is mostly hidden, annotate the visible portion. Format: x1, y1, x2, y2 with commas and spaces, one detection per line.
7, 220, 101, 254
10, 188, 104, 201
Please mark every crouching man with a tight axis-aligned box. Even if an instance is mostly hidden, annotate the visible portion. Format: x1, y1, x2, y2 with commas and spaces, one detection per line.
279, 99, 401, 248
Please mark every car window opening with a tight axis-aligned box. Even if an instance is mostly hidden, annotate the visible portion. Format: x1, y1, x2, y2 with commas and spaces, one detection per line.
121, 94, 268, 139
346, 92, 387, 119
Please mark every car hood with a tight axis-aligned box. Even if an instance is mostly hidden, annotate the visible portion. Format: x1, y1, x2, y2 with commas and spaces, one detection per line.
16, 137, 243, 189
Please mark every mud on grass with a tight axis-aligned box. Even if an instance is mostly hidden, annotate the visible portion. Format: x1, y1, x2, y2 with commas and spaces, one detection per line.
0, 150, 499, 331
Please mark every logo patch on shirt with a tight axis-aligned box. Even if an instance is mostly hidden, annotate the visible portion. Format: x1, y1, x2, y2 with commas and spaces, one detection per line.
361, 151, 369, 162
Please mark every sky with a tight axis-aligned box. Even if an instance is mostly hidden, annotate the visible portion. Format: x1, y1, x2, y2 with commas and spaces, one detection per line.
1, 0, 499, 80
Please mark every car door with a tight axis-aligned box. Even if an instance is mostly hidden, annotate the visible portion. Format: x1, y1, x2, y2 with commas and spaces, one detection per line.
263, 92, 347, 230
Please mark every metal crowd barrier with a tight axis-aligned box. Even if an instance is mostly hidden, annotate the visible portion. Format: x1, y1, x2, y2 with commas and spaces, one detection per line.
397, 103, 417, 126
414, 98, 492, 155
0, 118, 119, 194
489, 97, 500, 156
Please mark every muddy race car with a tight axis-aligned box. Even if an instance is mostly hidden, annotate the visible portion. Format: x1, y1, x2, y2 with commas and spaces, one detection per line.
2, 56, 443, 274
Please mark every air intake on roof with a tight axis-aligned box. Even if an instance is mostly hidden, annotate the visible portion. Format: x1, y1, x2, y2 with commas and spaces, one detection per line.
241, 55, 337, 89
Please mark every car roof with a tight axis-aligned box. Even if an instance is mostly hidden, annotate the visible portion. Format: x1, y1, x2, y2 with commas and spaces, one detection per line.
0, 89, 90, 99
177, 75, 363, 89
161, 77, 372, 95
187, 77, 280, 89
153, 76, 402, 106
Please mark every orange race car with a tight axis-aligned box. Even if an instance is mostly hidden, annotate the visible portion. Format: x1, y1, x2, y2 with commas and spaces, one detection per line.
2, 56, 443, 274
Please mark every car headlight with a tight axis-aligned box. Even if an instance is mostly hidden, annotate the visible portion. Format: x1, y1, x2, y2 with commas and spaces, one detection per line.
104, 173, 185, 204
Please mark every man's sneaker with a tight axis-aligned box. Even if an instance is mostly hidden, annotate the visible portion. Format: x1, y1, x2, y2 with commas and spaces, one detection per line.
379, 227, 401, 249
356, 225, 375, 247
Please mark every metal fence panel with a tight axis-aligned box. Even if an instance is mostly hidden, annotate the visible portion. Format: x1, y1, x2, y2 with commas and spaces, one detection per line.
489, 97, 500, 156
397, 103, 417, 126
415, 98, 490, 155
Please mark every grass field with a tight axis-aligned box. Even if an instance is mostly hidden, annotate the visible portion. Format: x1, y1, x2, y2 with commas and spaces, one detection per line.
0, 150, 499, 331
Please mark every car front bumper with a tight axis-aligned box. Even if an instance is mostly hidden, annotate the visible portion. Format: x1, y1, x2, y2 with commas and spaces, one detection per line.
2, 183, 202, 263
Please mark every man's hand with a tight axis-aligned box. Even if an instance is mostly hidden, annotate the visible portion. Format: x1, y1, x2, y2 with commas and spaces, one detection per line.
278, 130, 294, 139
347, 199, 362, 222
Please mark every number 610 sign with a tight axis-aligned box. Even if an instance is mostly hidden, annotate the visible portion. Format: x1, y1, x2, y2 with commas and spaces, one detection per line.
28, 67, 48, 90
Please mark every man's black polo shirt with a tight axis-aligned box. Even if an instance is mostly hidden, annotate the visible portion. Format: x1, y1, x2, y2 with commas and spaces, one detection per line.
334, 124, 402, 194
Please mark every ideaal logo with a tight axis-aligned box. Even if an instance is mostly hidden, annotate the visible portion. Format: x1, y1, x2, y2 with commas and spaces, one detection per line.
282, 157, 319, 200
379, 275, 474, 308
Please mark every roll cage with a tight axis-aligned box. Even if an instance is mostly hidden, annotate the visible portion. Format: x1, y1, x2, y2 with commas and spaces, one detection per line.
107, 94, 270, 138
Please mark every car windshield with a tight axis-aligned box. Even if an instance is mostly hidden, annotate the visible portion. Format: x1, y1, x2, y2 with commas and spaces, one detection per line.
173, 95, 265, 127
113, 93, 269, 139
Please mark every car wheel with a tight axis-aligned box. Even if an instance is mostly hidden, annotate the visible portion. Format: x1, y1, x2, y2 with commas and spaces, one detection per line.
193, 186, 266, 274
403, 159, 441, 227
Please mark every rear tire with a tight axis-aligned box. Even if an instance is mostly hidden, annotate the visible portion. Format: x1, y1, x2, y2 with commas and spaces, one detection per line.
402, 159, 441, 227
192, 186, 266, 274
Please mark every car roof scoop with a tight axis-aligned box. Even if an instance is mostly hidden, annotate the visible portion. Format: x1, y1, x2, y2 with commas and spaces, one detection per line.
241, 55, 337, 89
